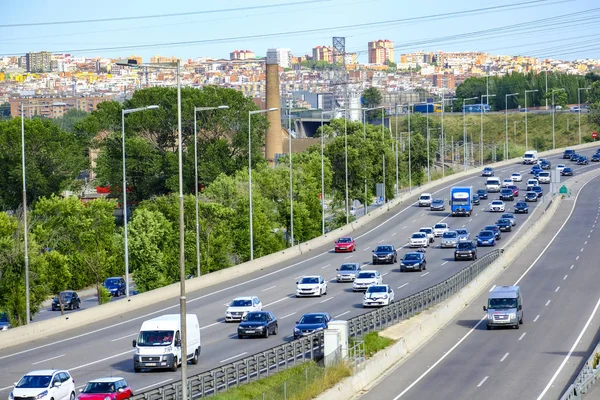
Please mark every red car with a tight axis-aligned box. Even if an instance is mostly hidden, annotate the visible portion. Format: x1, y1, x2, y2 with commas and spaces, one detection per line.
78, 378, 133, 400
334, 237, 356, 252
508, 185, 519, 197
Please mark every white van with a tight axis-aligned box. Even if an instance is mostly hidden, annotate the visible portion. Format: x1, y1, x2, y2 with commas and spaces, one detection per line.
484, 286, 523, 330
418, 193, 432, 207
486, 177, 501, 193
537, 171, 550, 184
523, 150, 538, 165
133, 314, 201, 372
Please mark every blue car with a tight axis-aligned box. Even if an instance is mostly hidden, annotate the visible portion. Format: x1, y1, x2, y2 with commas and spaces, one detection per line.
399, 252, 427, 272
103, 277, 126, 297
293, 312, 331, 339
530, 165, 542, 174
456, 228, 470, 241
476, 230, 496, 247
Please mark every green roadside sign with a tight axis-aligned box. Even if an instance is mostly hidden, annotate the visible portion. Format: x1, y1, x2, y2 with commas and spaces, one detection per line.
559, 185, 568, 194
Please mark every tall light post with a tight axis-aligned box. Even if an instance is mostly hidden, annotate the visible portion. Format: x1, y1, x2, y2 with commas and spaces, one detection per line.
480, 94, 496, 166
441, 96, 457, 176
320, 110, 334, 235
193, 105, 228, 277
362, 106, 385, 207
380, 107, 386, 204
394, 104, 399, 196
505, 92, 519, 160
284, 103, 298, 246
552, 88, 565, 149
578, 87, 591, 145
248, 108, 278, 260
524, 89, 538, 149
462, 97, 478, 170
408, 104, 413, 192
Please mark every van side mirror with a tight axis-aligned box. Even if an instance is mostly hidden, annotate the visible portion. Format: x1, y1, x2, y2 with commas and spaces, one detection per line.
483, 306, 487, 311
79, 389, 83, 393
518, 305, 522, 310
132, 340, 137, 347
118, 388, 124, 393
174, 339, 182, 347
372, 250, 375, 252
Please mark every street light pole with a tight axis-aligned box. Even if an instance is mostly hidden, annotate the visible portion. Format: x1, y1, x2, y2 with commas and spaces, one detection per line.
408, 104, 412, 192
248, 108, 278, 261
552, 88, 565, 149
344, 111, 349, 223
524, 89, 538, 149
505, 93, 519, 160
395, 104, 399, 196
578, 87, 591, 145
20, 103, 30, 325
288, 101, 294, 246
462, 97, 478, 170
480, 94, 496, 166
193, 106, 228, 277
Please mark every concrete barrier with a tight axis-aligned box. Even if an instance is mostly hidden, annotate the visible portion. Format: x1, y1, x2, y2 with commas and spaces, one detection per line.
3, 142, 598, 350
315, 167, 600, 400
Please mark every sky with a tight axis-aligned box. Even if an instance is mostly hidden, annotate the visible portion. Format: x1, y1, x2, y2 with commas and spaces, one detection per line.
1, 0, 599, 62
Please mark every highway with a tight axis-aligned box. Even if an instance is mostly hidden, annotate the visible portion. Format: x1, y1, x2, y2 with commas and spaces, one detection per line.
358, 168, 600, 400
1, 148, 598, 395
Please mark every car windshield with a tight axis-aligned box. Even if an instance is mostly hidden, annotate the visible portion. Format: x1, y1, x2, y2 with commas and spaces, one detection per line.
367, 286, 387, 293
104, 279, 120, 286
339, 264, 358, 271
376, 246, 393, 252
246, 313, 268, 322
502, 214, 513, 218
489, 298, 518, 309
512, 174, 519, 176
58, 292, 72, 301
477, 190, 486, 194
419, 195, 431, 200
516, 203, 526, 207
479, 231, 493, 237
412, 233, 426, 239
337, 238, 352, 243
137, 330, 175, 346
82, 382, 118, 394
358, 272, 376, 279
485, 226, 497, 231
432, 200, 443, 204
230, 299, 252, 307
527, 192, 536, 197
420, 228, 432, 233
299, 314, 326, 324
456, 229, 467, 235
492, 201, 503, 205
300, 277, 319, 284
16, 375, 52, 389
497, 219, 509, 224
457, 242, 472, 249
404, 254, 420, 260
434, 224, 446, 229
443, 231, 457, 238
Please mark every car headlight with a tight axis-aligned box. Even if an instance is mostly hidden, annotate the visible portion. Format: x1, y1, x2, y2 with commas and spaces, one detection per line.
256, 326, 265, 330
294, 328, 300, 333
36, 390, 48, 399
164, 346, 172, 353
336, 274, 341, 279
383, 295, 388, 299
401, 263, 406, 266
509, 313, 516, 320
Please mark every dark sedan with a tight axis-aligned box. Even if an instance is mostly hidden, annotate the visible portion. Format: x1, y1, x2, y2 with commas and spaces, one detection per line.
496, 218, 513, 232
372, 245, 397, 265
540, 160, 551, 170
477, 189, 488, 200
570, 153, 580, 162
514, 201, 529, 214
577, 156, 589, 165
472, 194, 480, 205
399, 252, 427, 272
293, 312, 331, 339
499, 188, 514, 201
103, 277, 126, 297
591, 154, 600, 162
454, 241, 477, 261
531, 185, 544, 198
51, 290, 81, 311
525, 191, 538, 202
530, 165, 542, 174
484, 225, 502, 240
561, 167, 574, 176
481, 167, 494, 177
238, 311, 278, 338
430, 199, 446, 211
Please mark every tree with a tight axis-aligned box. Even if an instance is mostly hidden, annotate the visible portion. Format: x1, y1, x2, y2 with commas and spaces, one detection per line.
55, 108, 89, 134
362, 88, 383, 121
545, 88, 568, 109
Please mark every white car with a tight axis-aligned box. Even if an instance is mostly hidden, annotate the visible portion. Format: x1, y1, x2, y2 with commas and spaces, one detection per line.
409, 232, 429, 248
362, 284, 395, 307
418, 193, 433, 207
511, 173, 522, 182
489, 200, 506, 212
225, 296, 263, 322
501, 179, 513, 188
527, 179, 539, 190
352, 270, 382, 291
10, 370, 76, 400
556, 164, 565, 173
296, 275, 327, 297
432, 223, 449, 237
419, 227, 435, 243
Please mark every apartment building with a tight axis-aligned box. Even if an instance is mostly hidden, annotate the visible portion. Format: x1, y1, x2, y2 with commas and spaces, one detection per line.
230, 50, 256, 60
9, 95, 113, 118
26, 51, 52, 73
368, 40, 394, 65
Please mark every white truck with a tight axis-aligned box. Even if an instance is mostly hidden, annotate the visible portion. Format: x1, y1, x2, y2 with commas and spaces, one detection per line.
522, 150, 538, 165
133, 314, 201, 372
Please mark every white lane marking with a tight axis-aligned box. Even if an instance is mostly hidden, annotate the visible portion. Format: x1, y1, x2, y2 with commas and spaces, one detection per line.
280, 312, 296, 320
563, 275, 568, 280
201, 322, 221, 330
363, 247, 371, 251
581, 248, 585, 252
475, 213, 479, 217
518, 332, 527, 341
489, 285, 497, 292
477, 376, 489, 387
585, 241, 588, 245
468, 218, 473, 222
536, 296, 600, 399
412, 219, 417, 223
500, 353, 509, 362
262, 285, 276, 292
576, 256, 580, 260
223, 303, 230, 307
320, 297, 334, 303
264, 297, 289, 307
534, 315, 540, 322
0, 386, 12, 392
32, 354, 65, 365
378, 240, 385, 243
321, 264, 331, 269
110, 333, 138, 342
402, 226, 407, 229
441, 261, 448, 266
334, 311, 350, 318
294, 275, 303, 280
382, 272, 389, 276
545, 300, 551, 306
555, 286, 560, 292
570, 264, 575, 270
137, 380, 173, 392
344, 255, 353, 260
420, 272, 430, 277
461, 224, 466, 228
392, 232, 398, 236
69, 349, 135, 371
220, 352, 248, 363
588, 235, 591, 239
398, 283, 409, 290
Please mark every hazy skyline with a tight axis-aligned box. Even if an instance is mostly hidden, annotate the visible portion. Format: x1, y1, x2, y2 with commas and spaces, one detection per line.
1, 0, 599, 62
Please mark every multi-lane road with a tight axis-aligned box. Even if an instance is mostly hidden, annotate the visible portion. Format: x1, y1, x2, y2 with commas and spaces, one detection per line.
359, 167, 600, 400
1, 148, 599, 396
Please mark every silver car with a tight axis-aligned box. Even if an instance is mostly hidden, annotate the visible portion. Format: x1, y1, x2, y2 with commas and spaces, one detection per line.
441, 230, 459, 248
336, 263, 361, 282
456, 228, 470, 242
500, 213, 516, 226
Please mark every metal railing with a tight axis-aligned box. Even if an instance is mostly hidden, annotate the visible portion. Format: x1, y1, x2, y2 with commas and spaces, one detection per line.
560, 341, 600, 400
130, 248, 502, 400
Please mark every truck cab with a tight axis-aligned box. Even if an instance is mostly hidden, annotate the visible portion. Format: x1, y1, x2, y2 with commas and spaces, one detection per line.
450, 186, 473, 217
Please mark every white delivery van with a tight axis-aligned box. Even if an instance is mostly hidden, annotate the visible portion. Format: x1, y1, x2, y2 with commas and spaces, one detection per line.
486, 177, 501, 193
522, 150, 538, 165
418, 193, 433, 207
483, 286, 523, 330
133, 314, 201, 372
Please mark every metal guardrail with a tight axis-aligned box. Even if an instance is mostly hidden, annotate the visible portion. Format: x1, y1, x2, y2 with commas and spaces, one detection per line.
560, 341, 600, 400
131, 248, 502, 400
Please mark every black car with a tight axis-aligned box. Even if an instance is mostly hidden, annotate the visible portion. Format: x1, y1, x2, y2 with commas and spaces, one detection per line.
52, 290, 81, 311
454, 241, 477, 261
238, 311, 278, 338
570, 153, 580, 162
531, 185, 544, 198
482, 167, 494, 177
472, 194, 480, 205
293, 312, 331, 339
561, 167, 574, 176
399, 252, 427, 272
372, 245, 397, 264
591, 154, 600, 162
540, 160, 551, 170
430, 199, 446, 211
525, 191, 538, 202
499, 188, 514, 201
484, 225, 502, 240
477, 189, 488, 200
577, 156, 589, 165
563, 149, 575, 159
514, 201, 529, 214
496, 218, 513, 232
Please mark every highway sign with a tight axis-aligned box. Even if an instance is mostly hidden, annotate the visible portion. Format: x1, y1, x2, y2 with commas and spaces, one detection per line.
593, 132, 598, 139
559, 185, 568, 194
